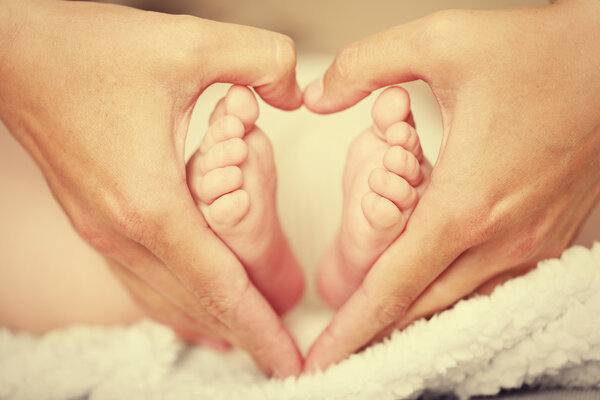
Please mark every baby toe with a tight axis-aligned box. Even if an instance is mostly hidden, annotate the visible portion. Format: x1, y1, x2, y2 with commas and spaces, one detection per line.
383, 146, 423, 186
199, 115, 245, 155
371, 86, 411, 136
368, 167, 418, 210
208, 97, 227, 126
207, 189, 250, 227
195, 166, 243, 205
361, 191, 405, 230
225, 85, 259, 131
385, 121, 423, 162
199, 138, 248, 174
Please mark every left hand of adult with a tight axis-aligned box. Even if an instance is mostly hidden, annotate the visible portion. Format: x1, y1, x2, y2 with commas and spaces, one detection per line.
302, 0, 600, 371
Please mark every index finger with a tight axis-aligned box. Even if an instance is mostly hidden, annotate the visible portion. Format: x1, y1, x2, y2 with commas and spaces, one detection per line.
146, 194, 302, 377
304, 192, 462, 372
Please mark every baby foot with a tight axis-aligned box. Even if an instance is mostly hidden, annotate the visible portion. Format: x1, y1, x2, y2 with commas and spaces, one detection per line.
317, 86, 432, 309
187, 85, 304, 314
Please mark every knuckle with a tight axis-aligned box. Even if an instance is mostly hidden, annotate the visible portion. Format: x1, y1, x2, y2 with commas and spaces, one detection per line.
262, 33, 297, 84
195, 291, 233, 320
149, 14, 201, 75
111, 200, 165, 249
360, 285, 412, 327
248, 322, 285, 360
273, 34, 297, 70
172, 14, 200, 32
453, 212, 497, 251
508, 221, 548, 262
416, 10, 470, 69
248, 342, 271, 364
440, 193, 504, 251
421, 10, 463, 44
333, 42, 363, 83
195, 277, 250, 321
373, 295, 411, 327
510, 235, 542, 262
434, 202, 475, 249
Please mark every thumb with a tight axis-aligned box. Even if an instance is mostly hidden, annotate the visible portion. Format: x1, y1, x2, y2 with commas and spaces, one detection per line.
303, 17, 438, 114
146, 191, 302, 376
197, 20, 302, 111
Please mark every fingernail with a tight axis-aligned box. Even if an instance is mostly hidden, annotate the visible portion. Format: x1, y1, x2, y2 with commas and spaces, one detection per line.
303, 76, 324, 106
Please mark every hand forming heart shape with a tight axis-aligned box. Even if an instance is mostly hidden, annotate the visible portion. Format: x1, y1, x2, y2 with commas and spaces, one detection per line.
298, 2, 600, 373
1, 0, 599, 379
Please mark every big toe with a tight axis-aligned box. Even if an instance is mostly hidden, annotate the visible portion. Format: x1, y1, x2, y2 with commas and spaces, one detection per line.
225, 85, 260, 131
371, 86, 411, 136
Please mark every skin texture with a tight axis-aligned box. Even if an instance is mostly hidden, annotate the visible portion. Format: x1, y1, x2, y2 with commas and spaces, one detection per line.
0, 0, 303, 377
188, 85, 305, 316
2, 0, 599, 378
317, 87, 433, 309
303, 0, 600, 372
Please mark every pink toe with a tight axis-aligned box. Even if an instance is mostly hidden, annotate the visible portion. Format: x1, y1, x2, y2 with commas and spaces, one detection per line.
208, 97, 227, 126
197, 166, 243, 205
371, 86, 411, 135
200, 115, 246, 154
383, 146, 423, 186
200, 138, 248, 174
385, 122, 423, 162
361, 191, 404, 230
186, 150, 202, 193
208, 189, 250, 226
368, 168, 418, 210
225, 85, 259, 131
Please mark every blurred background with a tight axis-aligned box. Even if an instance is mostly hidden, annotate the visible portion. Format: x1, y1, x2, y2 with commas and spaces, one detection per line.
96, 0, 547, 53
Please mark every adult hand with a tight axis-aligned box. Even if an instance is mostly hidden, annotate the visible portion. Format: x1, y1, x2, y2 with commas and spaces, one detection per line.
0, 0, 302, 376
303, 0, 600, 371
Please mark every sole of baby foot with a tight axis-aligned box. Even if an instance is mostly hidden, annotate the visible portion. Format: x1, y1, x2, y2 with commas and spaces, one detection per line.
188, 85, 304, 315
317, 86, 432, 309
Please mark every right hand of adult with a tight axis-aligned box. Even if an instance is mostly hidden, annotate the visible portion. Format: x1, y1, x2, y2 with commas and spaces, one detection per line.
0, 0, 302, 376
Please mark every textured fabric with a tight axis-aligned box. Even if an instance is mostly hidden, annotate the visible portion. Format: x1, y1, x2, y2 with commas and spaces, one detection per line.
1, 243, 599, 400
481, 389, 600, 399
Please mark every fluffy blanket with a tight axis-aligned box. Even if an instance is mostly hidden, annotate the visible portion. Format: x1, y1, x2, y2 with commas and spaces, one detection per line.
1, 243, 599, 400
